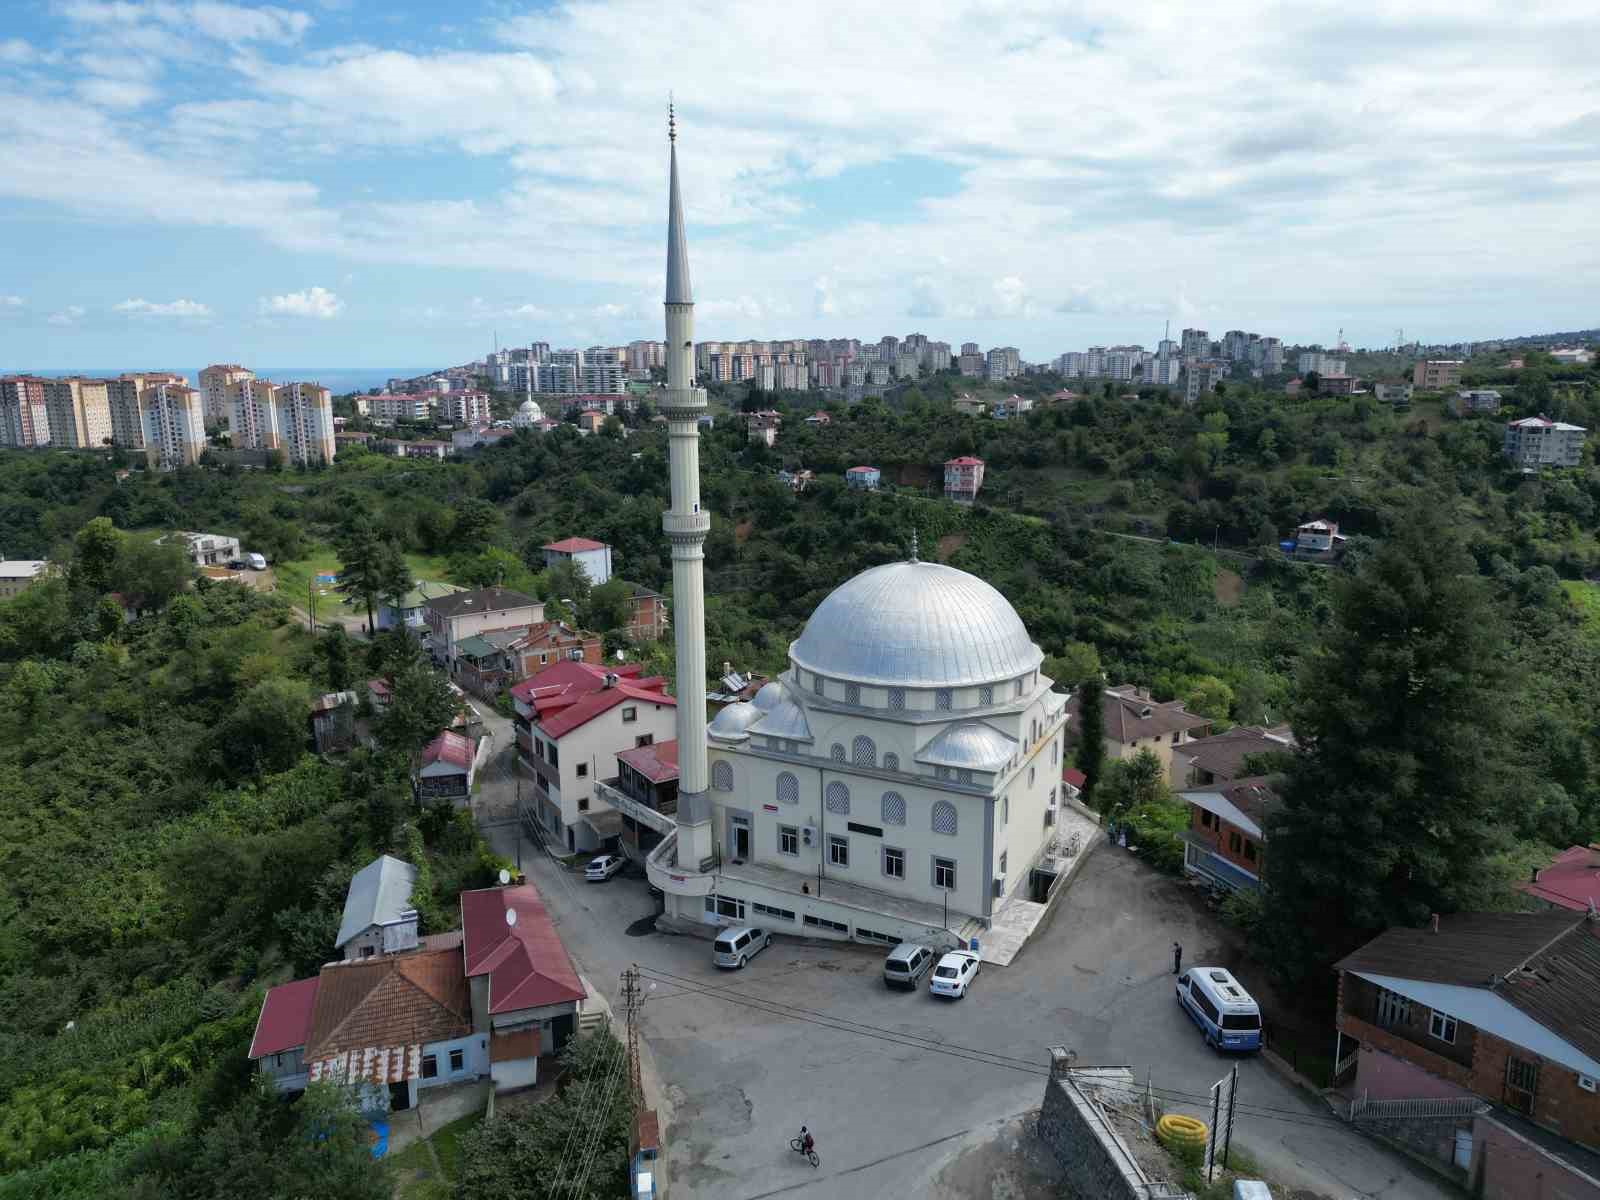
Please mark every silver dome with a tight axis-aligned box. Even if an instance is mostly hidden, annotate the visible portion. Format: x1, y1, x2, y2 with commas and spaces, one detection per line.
748, 685, 812, 742
752, 681, 785, 712
917, 722, 1017, 772
708, 701, 762, 740
789, 561, 1042, 689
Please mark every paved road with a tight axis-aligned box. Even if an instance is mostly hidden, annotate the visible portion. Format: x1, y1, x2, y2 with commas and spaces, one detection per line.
466, 710, 1452, 1199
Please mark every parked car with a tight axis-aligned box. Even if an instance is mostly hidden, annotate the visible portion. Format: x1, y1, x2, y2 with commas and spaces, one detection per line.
883, 943, 935, 990
929, 951, 981, 999
584, 854, 625, 882
244, 552, 267, 570
713, 926, 772, 969
226, 559, 246, 570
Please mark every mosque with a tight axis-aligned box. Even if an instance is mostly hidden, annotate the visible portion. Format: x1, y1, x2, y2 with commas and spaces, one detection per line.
644, 112, 1069, 946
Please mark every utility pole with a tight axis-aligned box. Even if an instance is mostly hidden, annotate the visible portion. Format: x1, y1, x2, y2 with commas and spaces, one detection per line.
621, 964, 644, 1111
307, 578, 317, 635
1221, 1063, 1239, 1170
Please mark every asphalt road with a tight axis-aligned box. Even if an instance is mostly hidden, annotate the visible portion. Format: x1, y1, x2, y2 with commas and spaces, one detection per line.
467, 706, 1455, 1200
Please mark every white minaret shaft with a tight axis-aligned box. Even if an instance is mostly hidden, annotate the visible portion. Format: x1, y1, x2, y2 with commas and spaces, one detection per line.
661, 108, 714, 866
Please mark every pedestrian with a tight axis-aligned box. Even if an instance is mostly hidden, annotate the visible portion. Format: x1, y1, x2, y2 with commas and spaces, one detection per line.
1172, 941, 1183, 975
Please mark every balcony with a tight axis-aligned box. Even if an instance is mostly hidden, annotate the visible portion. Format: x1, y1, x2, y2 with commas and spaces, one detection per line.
593, 779, 676, 837
645, 830, 716, 899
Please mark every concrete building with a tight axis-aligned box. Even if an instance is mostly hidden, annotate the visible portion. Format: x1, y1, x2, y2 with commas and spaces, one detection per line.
444, 392, 492, 427
1451, 389, 1503, 415
43, 377, 113, 449
944, 456, 985, 504
0, 376, 50, 447
0, 560, 48, 599
1180, 328, 1210, 361
227, 377, 282, 450
105, 373, 183, 450
512, 398, 545, 429
369, 393, 433, 423
1298, 350, 1347, 377
957, 350, 985, 378
199, 364, 253, 426
542, 537, 614, 586
423, 586, 546, 665
334, 854, 420, 962
140, 381, 207, 468
1374, 382, 1414, 408
159, 530, 241, 568
1504, 416, 1587, 468
986, 346, 1022, 381
278, 383, 336, 465
1413, 360, 1464, 390
1147, 354, 1181, 386
1065, 683, 1211, 785
845, 465, 880, 490
1184, 361, 1224, 404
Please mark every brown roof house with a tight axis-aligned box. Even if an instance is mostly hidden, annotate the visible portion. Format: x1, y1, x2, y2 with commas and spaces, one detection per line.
1335, 911, 1600, 1199
1174, 725, 1297, 895
1173, 724, 1296, 788
1065, 683, 1211, 785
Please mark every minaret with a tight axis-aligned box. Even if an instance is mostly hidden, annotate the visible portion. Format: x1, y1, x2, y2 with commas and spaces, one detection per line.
661, 105, 714, 871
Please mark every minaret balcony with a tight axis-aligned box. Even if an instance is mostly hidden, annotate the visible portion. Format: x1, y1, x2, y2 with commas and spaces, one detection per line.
662, 511, 711, 540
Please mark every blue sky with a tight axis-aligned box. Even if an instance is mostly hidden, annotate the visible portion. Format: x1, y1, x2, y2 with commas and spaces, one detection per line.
1, 1, 1597, 369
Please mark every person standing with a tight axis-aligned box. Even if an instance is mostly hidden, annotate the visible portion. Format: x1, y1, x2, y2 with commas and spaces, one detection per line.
1172, 941, 1183, 974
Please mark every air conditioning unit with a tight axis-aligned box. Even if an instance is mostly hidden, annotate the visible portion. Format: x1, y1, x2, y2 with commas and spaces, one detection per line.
992, 877, 1006, 898
802, 826, 816, 846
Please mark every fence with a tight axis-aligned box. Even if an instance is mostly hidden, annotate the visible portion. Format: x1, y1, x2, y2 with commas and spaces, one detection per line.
1262, 1023, 1334, 1088
1348, 1093, 1488, 1123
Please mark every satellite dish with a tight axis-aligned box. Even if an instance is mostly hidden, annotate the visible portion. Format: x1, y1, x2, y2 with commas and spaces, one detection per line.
498, 868, 511, 885
506, 908, 518, 927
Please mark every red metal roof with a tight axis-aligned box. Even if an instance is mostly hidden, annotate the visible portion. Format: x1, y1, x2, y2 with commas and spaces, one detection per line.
508, 660, 673, 740
249, 976, 321, 1059
544, 537, 607, 553
1520, 846, 1600, 912
461, 884, 587, 1015
846, 465, 878, 474
421, 730, 474, 769
617, 739, 679, 783
945, 456, 984, 465
1061, 767, 1087, 789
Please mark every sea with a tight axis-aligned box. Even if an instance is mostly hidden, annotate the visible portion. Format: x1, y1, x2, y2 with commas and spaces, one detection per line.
20, 367, 433, 395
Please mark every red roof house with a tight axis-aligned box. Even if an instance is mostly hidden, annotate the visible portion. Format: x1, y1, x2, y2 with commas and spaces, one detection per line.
616, 738, 679, 785
461, 883, 587, 1016
543, 537, 608, 553
509, 660, 673, 740
1521, 845, 1600, 912
250, 976, 321, 1061
416, 730, 475, 802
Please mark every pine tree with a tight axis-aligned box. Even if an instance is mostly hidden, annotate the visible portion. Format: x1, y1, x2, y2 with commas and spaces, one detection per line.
1263, 510, 1514, 986
1075, 675, 1105, 808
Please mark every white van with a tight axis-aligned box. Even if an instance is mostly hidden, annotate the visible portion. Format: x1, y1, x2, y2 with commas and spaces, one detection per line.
1175, 966, 1262, 1051
713, 926, 772, 970
245, 552, 267, 571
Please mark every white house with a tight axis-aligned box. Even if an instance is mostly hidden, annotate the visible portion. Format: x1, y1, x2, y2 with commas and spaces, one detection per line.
511, 661, 677, 853
160, 529, 241, 568
423, 586, 545, 665
335, 854, 420, 961
649, 557, 1070, 948
541, 537, 614, 586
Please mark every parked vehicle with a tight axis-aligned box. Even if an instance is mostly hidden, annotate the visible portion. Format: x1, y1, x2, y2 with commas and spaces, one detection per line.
713, 926, 772, 969
226, 559, 246, 570
245, 552, 267, 571
1175, 966, 1262, 1051
584, 854, 624, 882
929, 950, 981, 999
883, 943, 935, 990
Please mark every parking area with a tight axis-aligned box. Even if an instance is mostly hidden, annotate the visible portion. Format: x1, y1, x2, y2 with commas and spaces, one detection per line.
473, 746, 1455, 1200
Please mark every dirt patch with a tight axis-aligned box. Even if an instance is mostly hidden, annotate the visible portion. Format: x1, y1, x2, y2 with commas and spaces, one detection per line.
734, 519, 754, 545
1214, 568, 1244, 606
898, 463, 931, 488
928, 1112, 1064, 1200
937, 532, 967, 561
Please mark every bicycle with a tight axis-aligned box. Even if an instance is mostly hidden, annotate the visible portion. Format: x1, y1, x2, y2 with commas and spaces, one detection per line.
788, 1135, 820, 1168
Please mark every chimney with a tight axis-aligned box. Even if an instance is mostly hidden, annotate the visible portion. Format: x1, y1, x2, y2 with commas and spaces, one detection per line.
1430, 912, 1440, 934
723, 661, 732, 675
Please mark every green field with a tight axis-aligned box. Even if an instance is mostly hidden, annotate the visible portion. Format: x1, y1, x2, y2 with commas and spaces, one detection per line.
390, 1109, 483, 1199
1561, 579, 1600, 641
272, 541, 456, 613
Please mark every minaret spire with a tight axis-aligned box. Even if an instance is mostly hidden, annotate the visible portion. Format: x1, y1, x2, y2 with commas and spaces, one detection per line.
665, 101, 692, 305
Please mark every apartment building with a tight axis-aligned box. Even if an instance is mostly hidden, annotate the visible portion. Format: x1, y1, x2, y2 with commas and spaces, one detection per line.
139, 382, 208, 468
1504, 416, 1587, 469
1180, 328, 1211, 361
943, 455, 985, 503
1184, 361, 1224, 404
199, 364, 254, 426
228, 378, 282, 449
986, 346, 1022, 380
1450, 389, 1503, 415
0, 376, 51, 447
107, 374, 183, 449
369, 393, 433, 422
626, 340, 666, 370
1413, 360, 1464, 390
957, 350, 985, 378
277, 382, 336, 466
43, 377, 113, 448
1298, 351, 1347, 377
1147, 354, 1181, 386
443, 392, 491, 427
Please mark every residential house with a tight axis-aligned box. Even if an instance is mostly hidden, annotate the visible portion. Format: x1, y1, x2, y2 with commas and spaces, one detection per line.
992, 394, 1034, 419
248, 976, 319, 1094
457, 620, 604, 696
618, 582, 669, 642
1178, 776, 1278, 893
1065, 683, 1211, 783
335, 854, 420, 962
1519, 845, 1600, 912
746, 410, 781, 447
160, 529, 240, 568
0, 560, 47, 599
416, 731, 476, 803
452, 425, 513, 452
803, 411, 832, 427
542, 537, 614, 586
335, 432, 372, 451
1284, 377, 1303, 396
1452, 389, 1503, 415
1375, 382, 1414, 409
1060, 767, 1085, 803
845, 465, 881, 491
1294, 517, 1346, 558
706, 664, 770, 711
1413, 360, 1464, 390
777, 468, 814, 492
597, 738, 680, 863
1336, 911, 1600, 1200
951, 394, 987, 417
461, 883, 590, 1092
943, 456, 985, 503
1550, 348, 1594, 367
366, 677, 392, 712
453, 629, 538, 696
378, 581, 466, 634
1505, 416, 1587, 469
1172, 724, 1296, 788
511, 661, 677, 853
423, 586, 545, 665
575, 409, 606, 436
310, 690, 359, 753
1319, 374, 1357, 396
399, 439, 450, 460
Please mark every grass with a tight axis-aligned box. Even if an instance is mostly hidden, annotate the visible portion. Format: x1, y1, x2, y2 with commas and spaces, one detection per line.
271, 541, 456, 613
1164, 1136, 1269, 1199
1560, 580, 1600, 644
389, 1110, 483, 1199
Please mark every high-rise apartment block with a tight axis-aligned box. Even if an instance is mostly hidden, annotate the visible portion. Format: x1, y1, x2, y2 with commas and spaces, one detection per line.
140, 382, 207, 468
444, 392, 492, 427
200, 364, 254, 426
957, 350, 985, 377
1185, 361, 1224, 404
277, 382, 336, 465
106, 374, 183, 449
43, 377, 113, 448
1148, 354, 1182, 386
1181, 328, 1211, 361
0, 376, 51, 447
228, 378, 281, 449
626, 340, 666, 371
986, 346, 1021, 381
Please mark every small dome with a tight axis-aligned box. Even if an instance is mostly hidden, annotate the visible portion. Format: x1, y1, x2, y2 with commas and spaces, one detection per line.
789, 560, 1042, 689
709, 701, 762, 740
752, 681, 786, 712
513, 398, 544, 428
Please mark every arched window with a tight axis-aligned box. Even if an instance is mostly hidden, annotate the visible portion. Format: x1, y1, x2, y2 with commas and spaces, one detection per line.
830, 742, 846, 763
852, 735, 877, 767
881, 791, 906, 825
932, 799, 958, 836
825, 781, 850, 815
935, 688, 953, 712
1015, 678, 1024, 698
888, 688, 905, 711
711, 761, 733, 791
883, 752, 900, 772
813, 674, 825, 697
845, 683, 861, 705
776, 771, 799, 805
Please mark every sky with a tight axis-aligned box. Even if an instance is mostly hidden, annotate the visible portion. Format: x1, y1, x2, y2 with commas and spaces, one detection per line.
1, 1, 1597, 369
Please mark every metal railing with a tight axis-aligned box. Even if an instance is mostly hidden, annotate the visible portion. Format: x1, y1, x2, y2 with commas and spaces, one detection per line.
593, 779, 676, 837
1348, 1093, 1488, 1122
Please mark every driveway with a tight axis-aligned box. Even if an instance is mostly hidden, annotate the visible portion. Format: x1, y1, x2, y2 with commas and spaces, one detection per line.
466, 731, 1454, 1199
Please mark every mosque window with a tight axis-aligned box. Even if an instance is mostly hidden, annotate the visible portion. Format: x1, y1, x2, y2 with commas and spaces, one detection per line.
881, 792, 906, 825
932, 800, 958, 836
883, 752, 899, 772
979, 684, 993, 706
776, 771, 799, 805
813, 673, 825, 697
825, 782, 850, 815
852, 736, 877, 767
935, 688, 953, 712
711, 761, 733, 791
957, 769, 973, 785
830, 743, 846, 763
888, 688, 905, 711
845, 683, 861, 705
1015, 678, 1025, 698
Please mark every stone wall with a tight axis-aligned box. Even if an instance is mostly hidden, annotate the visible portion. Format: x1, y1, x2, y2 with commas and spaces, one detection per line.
1038, 1070, 1190, 1200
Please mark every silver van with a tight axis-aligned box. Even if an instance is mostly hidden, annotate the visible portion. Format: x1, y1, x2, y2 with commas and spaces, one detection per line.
883, 942, 935, 990
713, 926, 772, 969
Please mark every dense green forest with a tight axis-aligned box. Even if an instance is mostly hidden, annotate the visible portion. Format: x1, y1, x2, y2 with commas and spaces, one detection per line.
2, 347, 1599, 1191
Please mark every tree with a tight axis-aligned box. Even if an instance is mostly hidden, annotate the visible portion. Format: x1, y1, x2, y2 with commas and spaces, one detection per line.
114, 536, 193, 609
453, 498, 501, 550
1183, 675, 1233, 722
71, 516, 123, 594
224, 676, 311, 777
376, 656, 461, 760
1195, 410, 1229, 473
1044, 642, 1100, 685
322, 627, 354, 690
1074, 675, 1106, 808
1263, 512, 1515, 987
336, 517, 406, 634
583, 577, 632, 632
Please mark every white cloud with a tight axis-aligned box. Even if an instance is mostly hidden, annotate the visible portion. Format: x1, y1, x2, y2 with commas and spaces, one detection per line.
77, 77, 158, 109
58, 1, 310, 44
114, 297, 212, 317
48, 305, 86, 326
259, 286, 343, 319
0, 295, 22, 308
